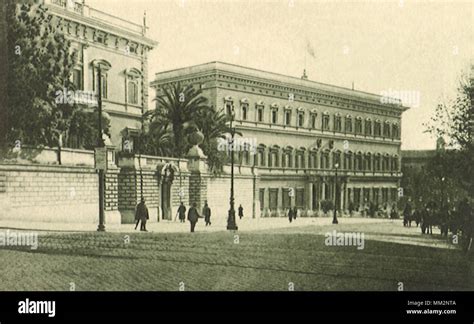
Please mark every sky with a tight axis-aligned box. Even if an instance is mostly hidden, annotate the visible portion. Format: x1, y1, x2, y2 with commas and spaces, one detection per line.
87, 0, 473, 150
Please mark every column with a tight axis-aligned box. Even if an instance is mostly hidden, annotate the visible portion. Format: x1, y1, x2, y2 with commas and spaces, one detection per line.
82, 44, 89, 90
263, 187, 269, 209
303, 150, 309, 169
306, 181, 313, 210
277, 187, 283, 211
322, 180, 326, 201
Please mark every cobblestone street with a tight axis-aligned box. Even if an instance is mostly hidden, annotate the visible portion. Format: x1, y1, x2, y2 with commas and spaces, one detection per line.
0, 219, 471, 291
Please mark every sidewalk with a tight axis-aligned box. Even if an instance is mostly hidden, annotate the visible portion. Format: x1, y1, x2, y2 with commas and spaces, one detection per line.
0, 216, 391, 234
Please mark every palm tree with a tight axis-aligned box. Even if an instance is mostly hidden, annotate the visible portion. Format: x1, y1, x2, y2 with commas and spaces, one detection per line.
195, 107, 242, 173
146, 83, 209, 158
140, 121, 172, 157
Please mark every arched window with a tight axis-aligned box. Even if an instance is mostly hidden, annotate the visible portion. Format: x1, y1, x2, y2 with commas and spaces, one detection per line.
127, 80, 138, 104
320, 150, 330, 169
125, 67, 141, 105
309, 149, 318, 169
256, 102, 264, 122
345, 115, 353, 133
322, 112, 330, 131
92, 59, 112, 99
298, 112, 304, 127
297, 148, 306, 168
392, 124, 399, 139
333, 150, 341, 168
391, 155, 399, 171
310, 111, 317, 129
374, 120, 381, 137
257, 145, 266, 167
355, 117, 363, 134
269, 146, 280, 168
240, 99, 249, 121
383, 121, 391, 137
365, 153, 372, 171
355, 152, 363, 171
374, 154, 381, 171
365, 118, 372, 136
382, 154, 390, 171
282, 147, 293, 168
344, 151, 352, 170
334, 114, 342, 132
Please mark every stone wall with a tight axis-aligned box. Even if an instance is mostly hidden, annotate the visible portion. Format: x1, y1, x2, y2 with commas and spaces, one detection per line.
0, 164, 100, 223
206, 173, 257, 222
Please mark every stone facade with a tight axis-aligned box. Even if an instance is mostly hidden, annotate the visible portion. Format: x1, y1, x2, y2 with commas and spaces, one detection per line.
152, 62, 409, 216
43, 0, 157, 150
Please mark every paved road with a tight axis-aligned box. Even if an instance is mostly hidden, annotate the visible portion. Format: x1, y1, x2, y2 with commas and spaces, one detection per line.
0, 220, 470, 291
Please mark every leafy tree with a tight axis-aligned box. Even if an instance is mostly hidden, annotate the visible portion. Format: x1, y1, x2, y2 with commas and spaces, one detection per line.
6, 2, 75, 147
67, 109, 111, 150
5, 2, 109, 151
426, 66, 474, 197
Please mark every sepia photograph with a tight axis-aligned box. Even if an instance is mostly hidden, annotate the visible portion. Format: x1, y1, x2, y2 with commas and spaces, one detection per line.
0, 0, 472, 319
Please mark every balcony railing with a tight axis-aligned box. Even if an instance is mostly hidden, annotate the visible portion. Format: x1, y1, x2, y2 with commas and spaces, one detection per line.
45, 0, 144, 35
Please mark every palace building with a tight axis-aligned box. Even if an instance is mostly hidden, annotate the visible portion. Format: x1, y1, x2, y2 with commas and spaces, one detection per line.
152, 62, 409, 216
43, 0, 157, 150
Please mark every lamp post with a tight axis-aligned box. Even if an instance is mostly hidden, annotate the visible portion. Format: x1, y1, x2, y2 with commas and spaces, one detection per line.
441, 177, 445, 210
227, 106, 238, 231
96, 65, 106, 232
333, 162, 339, 224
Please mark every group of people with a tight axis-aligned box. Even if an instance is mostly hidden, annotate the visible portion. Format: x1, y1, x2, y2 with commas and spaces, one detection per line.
402, 198, 474, 250
288, 207, 298, 223
134, 198, 245, 233
176, 201, 212, 232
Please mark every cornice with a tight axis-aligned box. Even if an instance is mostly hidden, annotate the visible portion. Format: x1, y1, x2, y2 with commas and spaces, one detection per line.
152, 71, 405, 118
46, 5, 157, 48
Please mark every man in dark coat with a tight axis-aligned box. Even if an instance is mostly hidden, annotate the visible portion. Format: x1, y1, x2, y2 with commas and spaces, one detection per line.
135, 198, 149, 232
203, 201, 211, 226
177, 202, 186, 223
403, 201, 412, 227
390, 204, 398, 219
288, 208, 294, 223
238, 204, 244, 219
187, 202, 201, 233
293, 206, 298, 220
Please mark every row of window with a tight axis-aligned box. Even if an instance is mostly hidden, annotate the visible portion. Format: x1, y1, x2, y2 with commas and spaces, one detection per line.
231, 149, 400, 172
70, 60, 141, 105
225, 100, 400, 139
259, 187, 398, 211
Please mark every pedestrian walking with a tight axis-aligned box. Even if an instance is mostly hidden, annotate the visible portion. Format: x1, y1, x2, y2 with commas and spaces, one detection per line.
403, 201, 412, 227
135, 197, 149, 232
390, 204, 398, 219
203, 201, 212, 226
293, 206, 298, 220
187, 202, 201, 233
288, 208, 294, 223
238, 204, 244, 220
177, 202, 186, 223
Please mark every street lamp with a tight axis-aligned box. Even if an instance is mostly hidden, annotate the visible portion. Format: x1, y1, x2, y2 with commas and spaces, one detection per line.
96, 65, 106, 232
441, 177, 445, 210
333, 162, 339, 224
227, 106, 238, 231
